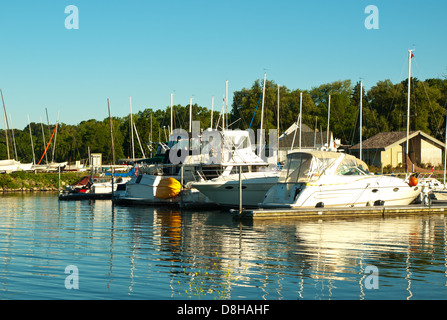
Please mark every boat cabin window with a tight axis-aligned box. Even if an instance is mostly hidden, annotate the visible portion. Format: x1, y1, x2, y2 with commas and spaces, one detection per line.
228, 165, 251, 175
335, 157, 370, 176
279, 152, 370, 183
223, 132, 250, 150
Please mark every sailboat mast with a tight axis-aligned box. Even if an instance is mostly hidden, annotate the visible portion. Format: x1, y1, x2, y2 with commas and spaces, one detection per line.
225, 80, 229, 130
9, 113, 18, 160
360, 81, 363, 161
170, 93, 174, 135
108, 98, 116, 165
28, 115, 36, 166
52, 110, 60, 163
211, 96, 214, 129
40, 118, 48, 165
150, 112, 153, 157
260, 73, 267, 149
189, 97, 193, 133
299, 92, 303, 151
129, 96, 135, 162
1, 89, 10, 159
406, 49, 414, 162
277, 84, 280, 161
327, 95, 331, 149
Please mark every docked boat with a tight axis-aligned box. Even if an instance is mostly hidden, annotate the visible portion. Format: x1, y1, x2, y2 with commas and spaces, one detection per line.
261, 151, 423, 209
0, 159, 33, 173
59, 170, 132, 201
418, 177, 447, 202
192, 169, 280, 208
113, 129, 271, 207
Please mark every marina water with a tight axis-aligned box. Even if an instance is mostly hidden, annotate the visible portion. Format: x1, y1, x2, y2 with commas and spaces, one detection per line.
1, 192, 447, 300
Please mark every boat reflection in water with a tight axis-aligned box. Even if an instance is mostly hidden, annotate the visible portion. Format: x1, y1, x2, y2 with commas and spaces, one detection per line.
123, 205, 446, 299
1, 193, 446, 299
114, 129, 272, 207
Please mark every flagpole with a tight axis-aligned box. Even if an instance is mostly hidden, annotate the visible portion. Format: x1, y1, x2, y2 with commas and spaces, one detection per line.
406, 49, 414, 168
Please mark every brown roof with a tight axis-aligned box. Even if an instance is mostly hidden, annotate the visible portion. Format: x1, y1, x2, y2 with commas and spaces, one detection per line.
350, 130, 444, 150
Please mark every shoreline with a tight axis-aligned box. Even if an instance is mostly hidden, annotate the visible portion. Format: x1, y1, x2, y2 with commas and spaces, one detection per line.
0, 171, 86, 193
2, 187, 59, 192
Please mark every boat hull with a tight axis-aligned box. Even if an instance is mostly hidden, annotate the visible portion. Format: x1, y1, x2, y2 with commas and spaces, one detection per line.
193, 173, 279, 208
262, 176, 422, 209
113, 174, 212, 206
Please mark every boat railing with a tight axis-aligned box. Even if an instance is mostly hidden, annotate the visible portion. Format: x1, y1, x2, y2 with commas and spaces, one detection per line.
208, 170, 279, 182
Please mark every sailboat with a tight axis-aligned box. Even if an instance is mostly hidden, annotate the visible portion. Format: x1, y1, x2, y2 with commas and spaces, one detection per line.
0, 89, 33, 173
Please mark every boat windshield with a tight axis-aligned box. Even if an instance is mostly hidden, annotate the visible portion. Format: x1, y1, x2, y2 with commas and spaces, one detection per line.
278, 152, 369, 183
279, 152, 339, 183
334, 155, 370, 176
222, 130, 250, 150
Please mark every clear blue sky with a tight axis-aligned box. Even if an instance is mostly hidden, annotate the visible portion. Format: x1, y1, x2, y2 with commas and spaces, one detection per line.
0, 0, 446, 129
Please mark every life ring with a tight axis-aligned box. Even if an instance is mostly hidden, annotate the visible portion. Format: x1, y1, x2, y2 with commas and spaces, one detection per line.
408, 175, 418, 187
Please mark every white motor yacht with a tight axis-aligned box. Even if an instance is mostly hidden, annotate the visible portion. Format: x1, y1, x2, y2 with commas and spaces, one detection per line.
192, 168, 280, 208
261, 151, 422, 209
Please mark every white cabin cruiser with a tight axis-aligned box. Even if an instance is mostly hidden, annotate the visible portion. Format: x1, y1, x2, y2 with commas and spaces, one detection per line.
261, 151, 422, 209
192, 169, 280, 208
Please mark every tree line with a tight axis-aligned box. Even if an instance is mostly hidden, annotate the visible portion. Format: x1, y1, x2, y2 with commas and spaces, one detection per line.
231, 77, 447, 147
1, 77, 447, 165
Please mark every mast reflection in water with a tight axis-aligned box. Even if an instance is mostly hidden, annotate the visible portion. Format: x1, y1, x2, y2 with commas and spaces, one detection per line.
0, 193, 446, 300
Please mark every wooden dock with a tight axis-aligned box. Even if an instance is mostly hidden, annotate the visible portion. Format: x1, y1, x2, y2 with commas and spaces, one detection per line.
230, 202, 447, 220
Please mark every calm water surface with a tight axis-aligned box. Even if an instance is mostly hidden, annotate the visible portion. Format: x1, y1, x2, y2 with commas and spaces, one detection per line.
1, 193, 447, 300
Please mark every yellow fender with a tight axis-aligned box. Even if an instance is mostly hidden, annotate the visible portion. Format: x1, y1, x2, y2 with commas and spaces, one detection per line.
155, 177, 181, 199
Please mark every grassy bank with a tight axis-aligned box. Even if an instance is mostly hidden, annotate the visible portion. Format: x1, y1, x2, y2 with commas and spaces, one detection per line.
0, 171, 87, 192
